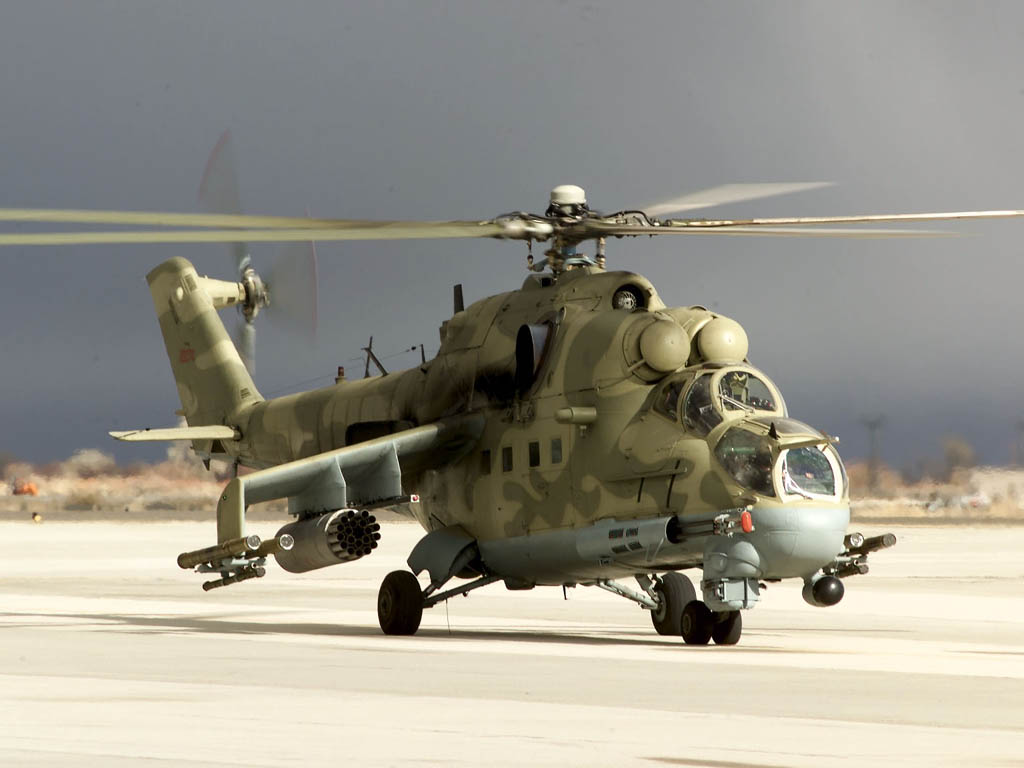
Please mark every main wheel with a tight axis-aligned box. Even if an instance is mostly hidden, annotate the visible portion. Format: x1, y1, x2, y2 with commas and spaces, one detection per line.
711, 610, 742, 645
650, 572, 696, 636
377, 570, 423, 635
681, 600, 714, 645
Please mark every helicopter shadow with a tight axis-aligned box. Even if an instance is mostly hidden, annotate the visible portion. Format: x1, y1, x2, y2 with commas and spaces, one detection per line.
4, 610, 707, 649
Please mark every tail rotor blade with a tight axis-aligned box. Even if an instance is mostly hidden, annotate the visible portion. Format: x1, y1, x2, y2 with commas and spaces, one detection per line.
239, 320, 256, 376
198, 131, 242, 216
199, 129, 248, 275
267, 237, 319, 340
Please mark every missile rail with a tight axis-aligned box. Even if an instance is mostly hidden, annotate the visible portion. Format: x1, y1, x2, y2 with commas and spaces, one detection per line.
177, 533, 295, 592
823, 532, 897, 580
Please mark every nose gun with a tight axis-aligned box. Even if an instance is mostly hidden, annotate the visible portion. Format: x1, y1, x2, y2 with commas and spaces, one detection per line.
823, 532, 898, 580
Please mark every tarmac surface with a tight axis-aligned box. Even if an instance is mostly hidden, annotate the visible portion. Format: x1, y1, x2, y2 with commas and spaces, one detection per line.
1, 519, 1023, 767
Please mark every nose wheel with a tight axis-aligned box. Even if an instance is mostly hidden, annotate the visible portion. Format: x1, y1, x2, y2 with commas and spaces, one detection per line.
681, 600, 742, 645
710, 610, 742, 645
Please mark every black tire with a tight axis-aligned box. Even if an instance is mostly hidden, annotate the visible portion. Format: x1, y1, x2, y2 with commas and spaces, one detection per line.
377, 570, 423, 635
681, 600, 714, 645
650, 572, 696, 636
711, 610, 742, 645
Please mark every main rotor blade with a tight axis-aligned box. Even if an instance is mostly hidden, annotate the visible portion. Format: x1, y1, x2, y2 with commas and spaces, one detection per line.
583, 208, 1024, 239
0, 208, 372, 229
644, 226, 949, 237
1, 207, 1020, 247
659, 209, 1024, 227
585, 222, 950, 238
0, 221, 508, 246
642, 182, 833, 217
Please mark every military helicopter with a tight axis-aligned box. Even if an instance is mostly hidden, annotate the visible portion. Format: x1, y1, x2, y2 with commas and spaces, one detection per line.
2, 184, 1021, 645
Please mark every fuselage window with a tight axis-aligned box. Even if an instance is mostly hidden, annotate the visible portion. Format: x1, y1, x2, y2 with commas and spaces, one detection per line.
502, 446, 514, 472
551, 437, 563, 464
480, 449, 491, 475
528, 441, 540, 468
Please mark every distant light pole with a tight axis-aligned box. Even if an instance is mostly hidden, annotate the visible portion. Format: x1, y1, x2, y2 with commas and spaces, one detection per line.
861, 415, 885, 494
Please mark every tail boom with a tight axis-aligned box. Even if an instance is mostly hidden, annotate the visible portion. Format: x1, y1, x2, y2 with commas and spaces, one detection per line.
147, 257, 262, 427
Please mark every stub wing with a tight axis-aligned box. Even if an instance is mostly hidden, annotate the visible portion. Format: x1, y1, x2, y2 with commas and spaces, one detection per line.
109, 425, 240, 442
214, 415, 483, 542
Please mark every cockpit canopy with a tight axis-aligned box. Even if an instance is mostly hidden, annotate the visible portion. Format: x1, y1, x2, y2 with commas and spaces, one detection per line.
713, 418, 847, 502
655, 365, 786, 436
653, 366, 845, 502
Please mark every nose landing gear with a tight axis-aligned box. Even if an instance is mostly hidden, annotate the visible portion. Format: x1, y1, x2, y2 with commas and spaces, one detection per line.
681, 600, 742, 645
635, 572, 745, 645
710, 609, 742, 645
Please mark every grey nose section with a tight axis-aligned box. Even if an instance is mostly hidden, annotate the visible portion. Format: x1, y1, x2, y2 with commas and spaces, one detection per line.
702, 504, 849, 582
750, 505, 849, 578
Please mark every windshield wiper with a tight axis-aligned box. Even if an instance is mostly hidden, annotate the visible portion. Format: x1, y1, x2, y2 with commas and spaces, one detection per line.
783, 472, 815, 500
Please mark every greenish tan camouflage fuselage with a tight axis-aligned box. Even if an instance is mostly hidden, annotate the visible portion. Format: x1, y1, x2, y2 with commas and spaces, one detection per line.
148, 257, 848, 552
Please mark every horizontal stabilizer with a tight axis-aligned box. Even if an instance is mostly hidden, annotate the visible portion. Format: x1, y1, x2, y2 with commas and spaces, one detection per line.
109, 425, 239, 442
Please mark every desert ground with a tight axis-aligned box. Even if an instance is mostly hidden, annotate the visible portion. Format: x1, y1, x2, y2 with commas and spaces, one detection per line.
1, 517, 1023, 767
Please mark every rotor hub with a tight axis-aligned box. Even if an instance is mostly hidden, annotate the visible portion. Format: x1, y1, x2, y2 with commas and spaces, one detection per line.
240, 267, 269, 322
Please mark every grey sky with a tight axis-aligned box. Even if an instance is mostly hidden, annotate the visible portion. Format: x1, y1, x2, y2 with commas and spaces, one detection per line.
1, 1, 1022, 469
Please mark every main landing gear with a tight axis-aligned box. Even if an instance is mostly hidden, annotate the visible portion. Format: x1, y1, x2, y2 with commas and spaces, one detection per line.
377, 571, 423, 635
377, 566, 501, 636
376, 567, 743, 645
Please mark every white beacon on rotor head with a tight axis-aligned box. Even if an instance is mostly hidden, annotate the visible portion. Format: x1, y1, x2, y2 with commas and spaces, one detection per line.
549, 184, 587, 207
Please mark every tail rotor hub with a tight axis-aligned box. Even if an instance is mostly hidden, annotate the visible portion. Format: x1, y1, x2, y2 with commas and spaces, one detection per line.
240, 267, 269, 323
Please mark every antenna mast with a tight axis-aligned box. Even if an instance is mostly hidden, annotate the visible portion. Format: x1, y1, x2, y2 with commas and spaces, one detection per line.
861, 415, 885, 494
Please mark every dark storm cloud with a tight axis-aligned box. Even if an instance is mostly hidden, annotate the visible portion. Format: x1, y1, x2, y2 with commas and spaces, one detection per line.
1, 1, 1022, 468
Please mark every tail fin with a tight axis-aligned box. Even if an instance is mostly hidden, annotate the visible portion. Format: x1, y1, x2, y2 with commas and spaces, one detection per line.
147, 257, 262, 426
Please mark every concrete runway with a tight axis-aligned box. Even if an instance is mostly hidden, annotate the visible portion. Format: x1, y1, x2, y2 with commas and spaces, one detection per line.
1, 520, 1023, 767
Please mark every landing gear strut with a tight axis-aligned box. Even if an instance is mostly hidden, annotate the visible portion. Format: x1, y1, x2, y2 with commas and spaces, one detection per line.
601, 573, 744, 645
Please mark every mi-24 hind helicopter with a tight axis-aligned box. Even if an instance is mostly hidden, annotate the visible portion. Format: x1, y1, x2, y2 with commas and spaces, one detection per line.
3, 184, 1022, 646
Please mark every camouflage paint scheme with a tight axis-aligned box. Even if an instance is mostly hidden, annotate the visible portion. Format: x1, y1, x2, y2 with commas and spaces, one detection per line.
147, 256, 850, 588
